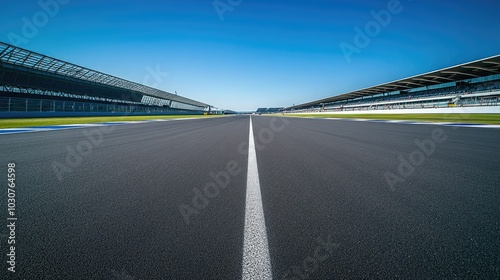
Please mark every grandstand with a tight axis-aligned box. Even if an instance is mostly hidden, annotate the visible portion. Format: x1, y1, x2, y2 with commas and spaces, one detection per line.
284, 55, 500, 113
255, 107, 284, 114
0, 42, 213, 117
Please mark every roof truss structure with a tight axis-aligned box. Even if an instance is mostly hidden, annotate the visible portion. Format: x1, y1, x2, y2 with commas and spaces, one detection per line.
0, 42, 208, 108
286, 54, 500, 109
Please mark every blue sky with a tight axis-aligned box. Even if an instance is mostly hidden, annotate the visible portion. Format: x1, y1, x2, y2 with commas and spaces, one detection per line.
1, 0, 499, 111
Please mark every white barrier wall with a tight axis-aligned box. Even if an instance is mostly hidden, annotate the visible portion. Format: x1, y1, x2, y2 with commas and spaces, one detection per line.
292, 106, 500, 115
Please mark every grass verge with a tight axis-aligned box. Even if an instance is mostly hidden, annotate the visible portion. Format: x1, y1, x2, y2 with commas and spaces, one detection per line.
0, 115, 222, 129
283, 114, 500, 124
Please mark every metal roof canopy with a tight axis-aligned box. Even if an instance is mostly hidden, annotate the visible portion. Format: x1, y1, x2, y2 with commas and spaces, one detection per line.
0, 42, 209, 108
286, 54, 500, 110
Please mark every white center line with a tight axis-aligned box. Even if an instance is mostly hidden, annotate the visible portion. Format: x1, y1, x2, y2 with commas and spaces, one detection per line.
242, 116, 273, 280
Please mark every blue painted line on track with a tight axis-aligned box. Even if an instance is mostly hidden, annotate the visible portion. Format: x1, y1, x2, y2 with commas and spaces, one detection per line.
321, 117, 500, 128
99, 122, 130, 125
444, 123, 483, 126
0, 129, 34, 135
25, 125, 86, 129
0, 118, 184, 135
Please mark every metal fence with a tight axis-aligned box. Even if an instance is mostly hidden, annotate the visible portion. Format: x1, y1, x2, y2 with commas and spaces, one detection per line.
0, 96, 192, 114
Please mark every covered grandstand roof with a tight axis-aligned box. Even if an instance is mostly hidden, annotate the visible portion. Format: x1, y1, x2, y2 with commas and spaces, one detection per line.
286, 54, 500, 110
0, 42, 208, 108
255, 107, 284, 113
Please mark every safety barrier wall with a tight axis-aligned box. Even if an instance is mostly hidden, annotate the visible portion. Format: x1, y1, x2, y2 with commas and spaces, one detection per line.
289, 106, 500, 115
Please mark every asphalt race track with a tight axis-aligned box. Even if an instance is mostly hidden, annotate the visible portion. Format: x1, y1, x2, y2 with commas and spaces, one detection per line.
0, 115, 499, 279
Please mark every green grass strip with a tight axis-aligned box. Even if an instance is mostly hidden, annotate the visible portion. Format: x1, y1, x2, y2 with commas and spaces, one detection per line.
283, 114, 500, 124
0, 115, 223, 128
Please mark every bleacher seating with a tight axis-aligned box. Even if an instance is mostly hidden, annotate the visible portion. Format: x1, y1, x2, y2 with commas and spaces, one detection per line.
288, 79, 500, 113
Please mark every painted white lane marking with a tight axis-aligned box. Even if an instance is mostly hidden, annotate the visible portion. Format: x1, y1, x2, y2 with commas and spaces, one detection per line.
319, 117, 500, 128
0, 117, 221, 135
242, 116, 273, 280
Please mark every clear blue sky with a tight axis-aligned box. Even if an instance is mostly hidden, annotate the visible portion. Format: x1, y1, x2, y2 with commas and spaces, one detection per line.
1, 0, 499, 111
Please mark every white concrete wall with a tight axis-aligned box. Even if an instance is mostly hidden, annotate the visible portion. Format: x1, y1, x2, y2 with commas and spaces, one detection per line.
292, 106, 500, 115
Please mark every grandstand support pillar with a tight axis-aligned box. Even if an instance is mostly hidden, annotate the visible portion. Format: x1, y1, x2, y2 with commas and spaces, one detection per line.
25, 99, 28, 112
40, 100, 42, 112
8, 98, 11, 112
63, 101, 65, 112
